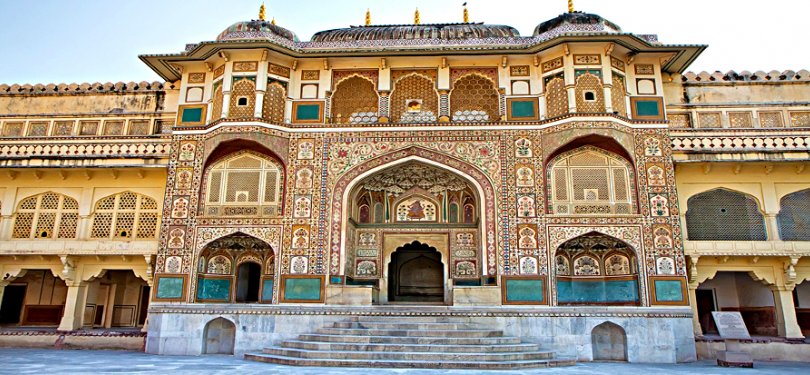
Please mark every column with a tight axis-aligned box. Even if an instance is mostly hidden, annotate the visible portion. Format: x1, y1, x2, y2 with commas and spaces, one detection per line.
688, 286, 703, 336
0, 281, 8, 312
601, 55, 614, 113
58, 281, 88, 331
772, 285, 804, 339
254, 61, 268, 118
764, 213, 779, 241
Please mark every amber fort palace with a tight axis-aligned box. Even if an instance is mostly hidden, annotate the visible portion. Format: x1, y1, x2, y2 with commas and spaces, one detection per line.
0, 2, 808, 368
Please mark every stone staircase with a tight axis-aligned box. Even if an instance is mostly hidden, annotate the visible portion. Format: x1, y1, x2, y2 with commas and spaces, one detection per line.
245, 316, 576, 369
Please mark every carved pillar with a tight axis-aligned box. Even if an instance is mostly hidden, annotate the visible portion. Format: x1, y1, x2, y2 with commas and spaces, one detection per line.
378, 91, 390, 123
439, 90, 450, 122
566, 85, 577, 113
771, 285, 803, 339
58, 281, 88, 331
687, 255, 702, 335
764, 213, 780, 241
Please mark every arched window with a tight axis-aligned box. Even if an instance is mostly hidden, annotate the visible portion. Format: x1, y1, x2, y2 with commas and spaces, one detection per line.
450, 74, 499, 122
548, 146, 634, 215
686, 189, 766, 241
211, 81, 224, 120
544, 73, 568, 118
575, 71, 605, 113
778, 189, 810, 241
204, 151, 284, 217
228, 77, 257, 118
262, 80, 286, 124
90, 192, 159, 239
331, 76, 378, 124
390, 73, 439, 123
611, 74, 627, 117
12, 192, 79, 239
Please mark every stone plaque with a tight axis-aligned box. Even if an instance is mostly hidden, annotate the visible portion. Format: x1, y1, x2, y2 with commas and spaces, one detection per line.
711, 311, 751, 340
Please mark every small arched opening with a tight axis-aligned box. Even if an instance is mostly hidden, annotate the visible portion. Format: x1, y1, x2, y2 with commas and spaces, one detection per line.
235, 261, 262, 303
388, 241, 444, 303
203, 317, 235, 355
591, 321, 627, 361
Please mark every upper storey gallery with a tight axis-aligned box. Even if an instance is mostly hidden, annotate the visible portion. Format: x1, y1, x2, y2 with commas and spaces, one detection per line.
139, 6, 705, 128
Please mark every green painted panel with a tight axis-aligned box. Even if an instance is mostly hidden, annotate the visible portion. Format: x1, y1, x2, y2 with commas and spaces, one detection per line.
261, 279, 274, 302
654, 280, 684, 302
296, 104, 321, 121
197, 277, 231, 301
557, 279, 639, 303
329, 276, 343, 284
511, 101, 536, 118
284, 277, 322, 301
505, 278, 544, 303
180, 107, 203, 123
635, 100, 661, 116
156, 277, 184, 299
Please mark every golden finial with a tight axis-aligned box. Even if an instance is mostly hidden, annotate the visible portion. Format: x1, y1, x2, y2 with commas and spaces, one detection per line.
568, 0, 575, 13
259, 3, 266, 21
414, 8, 421, 25
365, 9, 371, 26
463, 3, 469, 23
271, 17, 276, 25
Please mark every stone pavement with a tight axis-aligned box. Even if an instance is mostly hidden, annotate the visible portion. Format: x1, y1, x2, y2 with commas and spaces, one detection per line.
1, 348, 809, 374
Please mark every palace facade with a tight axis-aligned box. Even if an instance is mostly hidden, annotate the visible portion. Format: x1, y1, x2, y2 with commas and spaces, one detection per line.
0, 4, 808, 365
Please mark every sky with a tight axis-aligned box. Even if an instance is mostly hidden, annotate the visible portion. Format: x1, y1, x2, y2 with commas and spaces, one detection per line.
0, 0, 807, 84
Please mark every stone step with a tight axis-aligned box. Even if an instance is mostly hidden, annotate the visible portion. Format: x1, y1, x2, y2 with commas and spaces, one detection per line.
350, 316, 476, 324
263, 347, 556, 361
333, 321, 484, 330
297, 333, 522, 345
244, 353, 577, 370
282, 339, 542, 353
315, 327, 503, 338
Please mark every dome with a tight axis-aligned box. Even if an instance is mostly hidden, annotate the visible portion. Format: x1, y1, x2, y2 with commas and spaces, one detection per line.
216, 20, 298, 42
311, 23, 520, 43
533, 12, 621, 38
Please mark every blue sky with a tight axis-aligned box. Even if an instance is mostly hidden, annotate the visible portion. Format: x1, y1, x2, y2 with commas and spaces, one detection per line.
0, 0, 807, 84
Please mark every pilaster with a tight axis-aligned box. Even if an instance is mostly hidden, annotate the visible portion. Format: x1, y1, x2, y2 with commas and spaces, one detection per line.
771, 285, 803, 339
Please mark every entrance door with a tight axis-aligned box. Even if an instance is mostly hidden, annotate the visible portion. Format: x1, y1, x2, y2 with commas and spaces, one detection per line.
0, 285, 27, 325
235, 262, 261, 303
696, 289, 717, 334
388, 241, 443, 302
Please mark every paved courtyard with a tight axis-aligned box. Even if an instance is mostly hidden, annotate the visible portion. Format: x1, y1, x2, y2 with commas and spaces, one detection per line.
0, 348, 809, 374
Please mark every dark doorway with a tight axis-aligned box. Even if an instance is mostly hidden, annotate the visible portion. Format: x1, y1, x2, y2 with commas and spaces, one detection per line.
0, 285, 26, 325
388, 241, 444, 303
696, 289, 717, 334
138, 285, 150, 326
236, 262, 261, 303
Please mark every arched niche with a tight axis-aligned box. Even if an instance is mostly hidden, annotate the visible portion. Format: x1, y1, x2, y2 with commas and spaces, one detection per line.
196, 233, 276, 304
203, 317, 235, 355
591, 321, 627, 361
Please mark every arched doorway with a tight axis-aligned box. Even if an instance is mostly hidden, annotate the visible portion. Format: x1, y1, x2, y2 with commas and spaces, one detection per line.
388, 241, 444, 303
592, 322, 627, 361
203, 317, 235, 355
235, 262, 261, 303
555, 232, 640, 306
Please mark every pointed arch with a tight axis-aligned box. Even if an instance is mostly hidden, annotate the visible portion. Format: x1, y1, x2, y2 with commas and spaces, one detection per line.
331, 75, 379, 124
777, 188, 810, 241
12, 192, 79, 239
90, 191, 159, 239
686, 188, 766, 241
450, 73, 499, 122
390, 72, 439, 123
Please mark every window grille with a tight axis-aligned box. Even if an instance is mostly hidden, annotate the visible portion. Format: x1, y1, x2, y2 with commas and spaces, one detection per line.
450, 74, 499, 122
228, 78, 257, 118
211, 81, 224, 120
390, 74, 439, 123
686, 189, 766, 241
204, 152, 284, 217
575, 72, 605, 113
331, 76, 379, 124
12, 192, 79, 239
90, 192, 160, 239
262, 80, 286, 124
611, 75, 627, 117
549, 147, 634, 215
777, 189, 810, 241
545, 74, 568, 118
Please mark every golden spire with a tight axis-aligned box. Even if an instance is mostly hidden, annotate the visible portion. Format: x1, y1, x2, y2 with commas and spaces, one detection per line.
271, 17, 276, 25
463, 3, 469, 23
414, 8, 421, 25
365, 8, 371, 26
568, 0, 575, 13
259, 3, 266, 21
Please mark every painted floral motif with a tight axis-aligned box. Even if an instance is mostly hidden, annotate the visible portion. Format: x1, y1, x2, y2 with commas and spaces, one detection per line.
455, 260, 477, 277
605, 254, 630, 275
518, 227, 537, 249
178, 141, 196, 161
356, 260, 377, 276
294, 195, 312, 218
573, 255, 600, 276
644, 137, 663, 156
517, 195, 536, 218
520, 256, 538, 275
165, 256, 182, 273
295, 168, 313, 189
555, 255, 570, 276
456, 232, 474, 247
515, 138, 532, 158
647, 165, 665, 186
171, 197, 189, 218
175, 168, 193, 189
297, 140, 315, 159
396, 197, 436, 221
292, 227, 309, 249
654, 226, 673, 248
358, 232, 377, 247
650, 194, 669, 216
291, 256, 308, 274
168, 228, 185, 249
207, 255, 232, 274
656, 257, 675, 275
516, 166, 534, 187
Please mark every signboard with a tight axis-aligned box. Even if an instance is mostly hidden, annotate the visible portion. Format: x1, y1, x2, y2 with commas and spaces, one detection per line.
711, 312, 751, 340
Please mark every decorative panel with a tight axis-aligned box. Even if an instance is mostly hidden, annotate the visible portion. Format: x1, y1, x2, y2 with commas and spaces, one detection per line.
177, 105, 207, 126
650, 277, 687, 305
759, 111, 784, 128
630, 97, 664, 120
153, 275, 186, 301
728, 111, 753, 128
196, 276, 231, 302
502, 276, 547, 305
228, 77, 257, 118
557, 277, 639, 304
506, 98, 539, 121
281, 275, 325, 303
292, 101, 324, 123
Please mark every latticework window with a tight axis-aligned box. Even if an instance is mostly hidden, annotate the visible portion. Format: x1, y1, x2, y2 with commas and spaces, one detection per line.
331, 76, 379, 124
90, 192, 159, 239
575, 72, 605, 113
759, 111, 784, 128
205, 151, 284, 217
549, 147, 634, 215
127, 120, 152, 135
686, 189, 767, 241
777, 189, 810, 241
211, 81, 224, 120
698, 113, 722, 128
228, 77, 257, 118
12, 192, 79, 239
390, 74, 439, 123
262, 80, 286, 124
545, 74, 568, 118
728, 112, 754, 128
52, 121, 74, 136
450, 74, 499, 122
611, 75, 627, 117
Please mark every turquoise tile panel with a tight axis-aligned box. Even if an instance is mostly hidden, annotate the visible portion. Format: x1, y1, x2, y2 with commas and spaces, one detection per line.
505, 278, 544, 303
296, 104, 321, 121
635, 100, 660, 116
180, 107, 203, 123
261, 279, 274, 302
155, 277, 184, 299
510, 101, 536, 118
197, 277, 231, 301
557, 279, 639, 303
654, 280, 684, 302
284, 277, 322, 301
